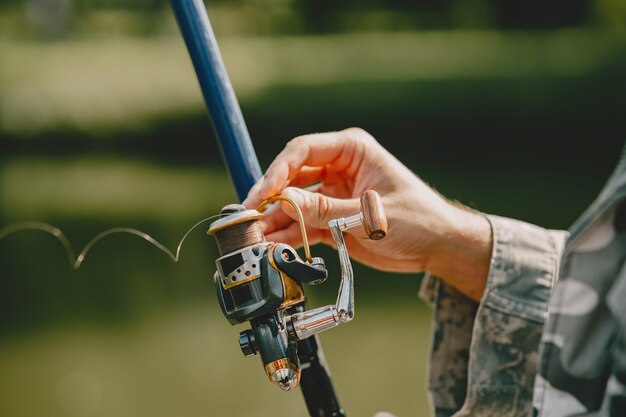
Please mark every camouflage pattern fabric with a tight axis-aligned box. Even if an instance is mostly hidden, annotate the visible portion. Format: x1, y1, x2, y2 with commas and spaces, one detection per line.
420, 277, 478, 416
534, 152, 626, 417
421, 148, 626, 417
421, 216, 567, 417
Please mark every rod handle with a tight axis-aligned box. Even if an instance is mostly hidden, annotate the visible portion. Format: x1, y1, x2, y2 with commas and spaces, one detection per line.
360, 190, 387, 240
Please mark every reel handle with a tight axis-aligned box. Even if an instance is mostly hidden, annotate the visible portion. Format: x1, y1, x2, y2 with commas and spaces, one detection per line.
360, 190, 387, 240
287, 190, 388, 341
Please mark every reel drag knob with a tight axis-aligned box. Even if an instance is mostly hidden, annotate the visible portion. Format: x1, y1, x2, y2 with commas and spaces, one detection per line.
238, 329, 258, 357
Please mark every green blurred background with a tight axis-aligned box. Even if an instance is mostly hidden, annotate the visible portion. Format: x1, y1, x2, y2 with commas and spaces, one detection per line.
1, 1, 625, 416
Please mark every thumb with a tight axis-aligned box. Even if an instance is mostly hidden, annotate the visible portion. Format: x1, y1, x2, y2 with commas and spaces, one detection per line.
281, 187, 360, 229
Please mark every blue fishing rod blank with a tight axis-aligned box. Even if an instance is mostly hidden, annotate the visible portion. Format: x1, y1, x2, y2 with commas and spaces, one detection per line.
171, 0, 261, 201
171, 1, 345, 415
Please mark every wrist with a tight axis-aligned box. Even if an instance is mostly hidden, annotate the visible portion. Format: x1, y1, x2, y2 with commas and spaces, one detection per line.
425, 203, 493, 302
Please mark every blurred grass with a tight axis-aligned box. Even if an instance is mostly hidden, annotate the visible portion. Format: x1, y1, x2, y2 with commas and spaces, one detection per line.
0, 303, 432, 417
1, 30, 624, 134
0, 156, 234, 222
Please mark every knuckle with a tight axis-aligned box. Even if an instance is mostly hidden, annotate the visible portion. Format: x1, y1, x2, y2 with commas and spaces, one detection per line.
286, 135, 305, 149
315, 193, 331, 221
342, 128, 378, 152
343, 127, 371, 141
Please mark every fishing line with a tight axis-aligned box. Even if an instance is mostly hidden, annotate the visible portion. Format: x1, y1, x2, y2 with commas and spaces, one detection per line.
0, 214, 222, 270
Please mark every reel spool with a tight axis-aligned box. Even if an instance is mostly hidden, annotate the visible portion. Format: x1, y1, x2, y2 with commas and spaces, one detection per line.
211, 205, 265, 256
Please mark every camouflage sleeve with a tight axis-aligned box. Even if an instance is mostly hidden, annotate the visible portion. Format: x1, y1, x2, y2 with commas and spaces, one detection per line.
420, 215, 568, 417
419, 274, 479, 417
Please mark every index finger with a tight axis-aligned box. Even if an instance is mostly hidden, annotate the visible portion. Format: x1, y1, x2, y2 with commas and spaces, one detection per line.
256, 130, 359, 201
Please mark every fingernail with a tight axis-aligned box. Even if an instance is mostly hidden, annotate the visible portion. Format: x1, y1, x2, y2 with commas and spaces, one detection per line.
242, 185, 258, 207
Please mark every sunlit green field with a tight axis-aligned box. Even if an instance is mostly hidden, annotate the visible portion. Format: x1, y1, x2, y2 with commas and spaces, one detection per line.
0, 303, 432, 417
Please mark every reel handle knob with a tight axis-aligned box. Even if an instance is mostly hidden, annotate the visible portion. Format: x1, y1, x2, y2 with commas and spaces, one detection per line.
360, 190, 387, 240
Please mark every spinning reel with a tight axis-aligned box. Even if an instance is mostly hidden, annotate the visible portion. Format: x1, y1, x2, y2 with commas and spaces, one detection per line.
207, 190, 387, 392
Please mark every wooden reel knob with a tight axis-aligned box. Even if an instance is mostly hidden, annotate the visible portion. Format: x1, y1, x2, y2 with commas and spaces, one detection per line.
360, 190, 388, 240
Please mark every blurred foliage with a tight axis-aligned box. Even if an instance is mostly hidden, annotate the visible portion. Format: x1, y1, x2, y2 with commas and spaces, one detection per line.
2, 31, 624, 135
0, 0, 625, 39
1, 30, 624, 179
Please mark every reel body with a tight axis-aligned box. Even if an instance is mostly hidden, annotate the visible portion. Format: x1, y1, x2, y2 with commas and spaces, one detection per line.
215, 242, 327, 325
208, 191, 387, 392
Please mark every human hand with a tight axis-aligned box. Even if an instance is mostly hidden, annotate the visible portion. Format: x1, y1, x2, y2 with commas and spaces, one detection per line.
243, 128, 491, 300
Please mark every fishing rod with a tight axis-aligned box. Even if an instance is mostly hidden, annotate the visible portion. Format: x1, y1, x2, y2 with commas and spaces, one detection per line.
170, 1, 388, 415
